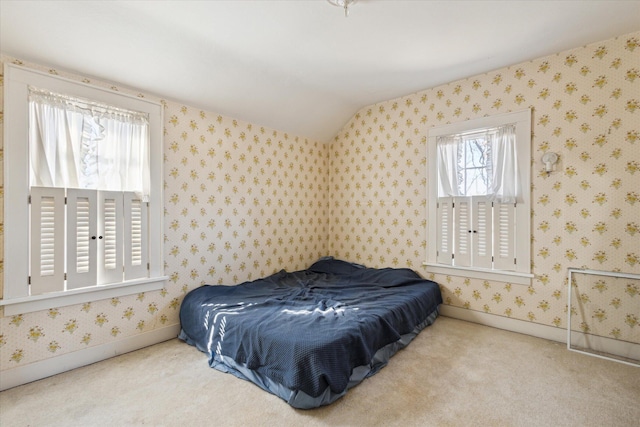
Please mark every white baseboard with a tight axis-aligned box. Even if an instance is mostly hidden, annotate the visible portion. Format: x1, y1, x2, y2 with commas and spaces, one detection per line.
440, 305, 567, 342
0, 324, 181, 391
440, 305, 639, 365
3, 306, 635, 392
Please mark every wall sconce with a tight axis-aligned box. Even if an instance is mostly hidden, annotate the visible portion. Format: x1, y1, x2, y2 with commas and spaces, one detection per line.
541, 152, 559, 175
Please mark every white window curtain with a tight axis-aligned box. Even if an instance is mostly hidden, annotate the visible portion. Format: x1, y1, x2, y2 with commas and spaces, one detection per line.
436, 124, 519, 202
436, 134, 461, 197
488, 124, 519, 203
28, 88, 150, 200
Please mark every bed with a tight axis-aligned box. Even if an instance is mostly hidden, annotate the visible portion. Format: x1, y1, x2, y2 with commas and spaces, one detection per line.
178, 257, 442, 409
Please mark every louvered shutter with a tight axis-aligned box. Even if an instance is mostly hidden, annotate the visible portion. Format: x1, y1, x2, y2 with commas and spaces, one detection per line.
30, 187, 65, 295
493, 201, 516, 271
454, 197, 471, 267
472, 196, 493, 269
436, 197, 454, 265
67, 189, 98, 290
124, 192, 148, 280
98, 191, 124, 285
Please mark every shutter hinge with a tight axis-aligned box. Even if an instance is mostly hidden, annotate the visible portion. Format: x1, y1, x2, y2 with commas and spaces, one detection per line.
28, 276, 31, 285
147, 262, 150, 270
451, 254, 455, 259
28, 195, 32, 204
514, 258, 517, 265
65, 197, 68, 205
492, 256, 494, 262
64, 273, 67, 280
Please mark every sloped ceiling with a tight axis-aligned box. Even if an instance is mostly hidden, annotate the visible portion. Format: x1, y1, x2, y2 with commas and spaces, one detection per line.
1, 0, 639, 142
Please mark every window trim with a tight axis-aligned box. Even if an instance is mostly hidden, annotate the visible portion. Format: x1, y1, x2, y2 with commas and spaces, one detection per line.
425, 109, 533, 285
1, 63, 166, 315
0, 278, 167, 316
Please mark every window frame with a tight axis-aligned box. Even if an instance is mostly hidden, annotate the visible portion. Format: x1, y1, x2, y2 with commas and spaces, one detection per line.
1, 63, 166, 315
425, 109, 533, 285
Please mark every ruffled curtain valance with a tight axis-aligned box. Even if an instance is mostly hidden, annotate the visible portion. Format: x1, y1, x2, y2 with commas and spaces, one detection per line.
28, 87, 150, 200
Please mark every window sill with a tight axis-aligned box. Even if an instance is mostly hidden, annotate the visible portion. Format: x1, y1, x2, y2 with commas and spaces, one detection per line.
0, 276, 168, 316
422, 263, 532, 286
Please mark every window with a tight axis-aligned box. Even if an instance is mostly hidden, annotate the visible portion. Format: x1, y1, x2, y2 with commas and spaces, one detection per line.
2, 64, 166, 315
425, 110, 532, 284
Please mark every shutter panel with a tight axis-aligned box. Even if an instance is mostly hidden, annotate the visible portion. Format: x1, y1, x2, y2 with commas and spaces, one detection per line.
124, 192, 149, 280
98, 191, 124, 285
30, 187, 65, 295
493, 201, 516, 271
472, 196, 493, 269
436, 197, 453, 265
67, 189, 98, 290
454, 197, 471, 267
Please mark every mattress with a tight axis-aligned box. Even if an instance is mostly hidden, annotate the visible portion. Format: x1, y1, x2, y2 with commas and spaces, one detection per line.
178, 257, 442, 408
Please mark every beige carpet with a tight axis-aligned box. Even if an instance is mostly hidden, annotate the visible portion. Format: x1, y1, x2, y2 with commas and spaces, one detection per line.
1, 316, 638, 427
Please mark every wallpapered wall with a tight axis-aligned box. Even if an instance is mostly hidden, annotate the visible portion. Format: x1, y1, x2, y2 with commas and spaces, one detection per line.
0, 31, 638, 373
329, 32, 639, 345
0, 57, 329, 370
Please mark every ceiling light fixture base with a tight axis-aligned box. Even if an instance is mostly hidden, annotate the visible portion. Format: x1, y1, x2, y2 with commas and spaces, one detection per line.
327, 0, 358, 17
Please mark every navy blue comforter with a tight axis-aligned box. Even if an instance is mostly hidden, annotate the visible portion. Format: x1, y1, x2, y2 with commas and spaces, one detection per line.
179, 258, 442, 401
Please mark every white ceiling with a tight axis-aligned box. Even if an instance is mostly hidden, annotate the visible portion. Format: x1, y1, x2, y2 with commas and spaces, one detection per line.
1, 1, 639, 142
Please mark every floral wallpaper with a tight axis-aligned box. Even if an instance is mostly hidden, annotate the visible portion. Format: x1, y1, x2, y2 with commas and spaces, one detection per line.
0, 56, 329, 370
329, 32, 639, 347
1, 30, 638, 374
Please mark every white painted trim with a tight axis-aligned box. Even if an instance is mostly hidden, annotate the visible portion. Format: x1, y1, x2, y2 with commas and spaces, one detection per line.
0, 276, 168, 316
440, 305, 565, 341
424, 263, 533, 285
440, 305, 639, 365
426, 109, 532, 276
0, 324, 181, 391
428, 109, 533, 138
2, 63, 164, 311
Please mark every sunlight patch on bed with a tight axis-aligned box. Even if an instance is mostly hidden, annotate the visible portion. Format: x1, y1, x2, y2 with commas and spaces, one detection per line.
282, 306, 357, 316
